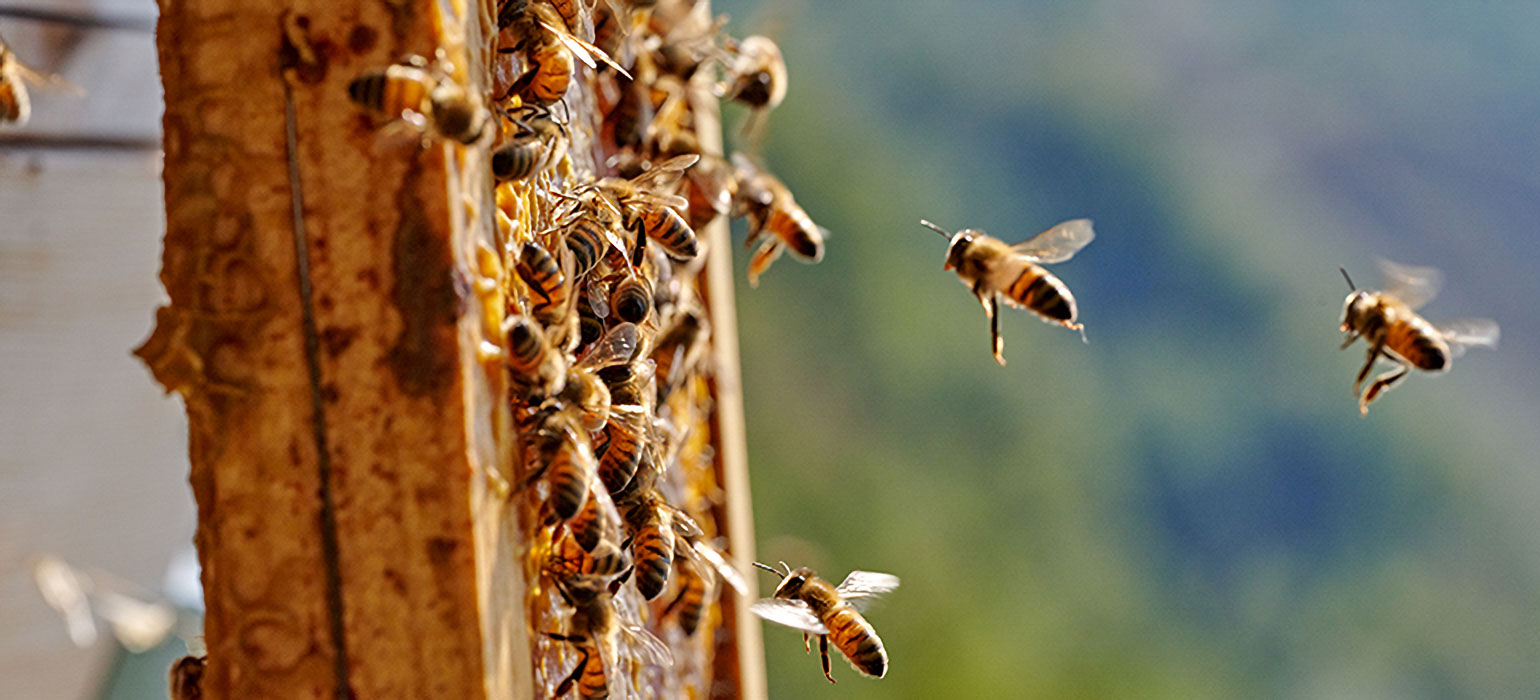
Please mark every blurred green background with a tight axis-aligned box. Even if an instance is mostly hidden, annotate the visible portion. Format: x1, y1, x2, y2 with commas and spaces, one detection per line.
714, 1, 1540, 697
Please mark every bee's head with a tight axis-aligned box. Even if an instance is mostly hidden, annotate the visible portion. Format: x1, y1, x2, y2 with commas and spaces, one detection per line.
774, 567, 815, 598
1338, 268, 1371, 335
919, 220, 973, 270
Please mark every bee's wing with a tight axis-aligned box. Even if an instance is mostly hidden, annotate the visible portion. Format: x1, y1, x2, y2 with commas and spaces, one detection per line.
544, 21, 633, 79
32, 555, 178, 652
689, 540, 749, 596
575, 322, 638, 371
1436, 318, 1500, 357
666, 507, 705, 540
628, 191, 691, 210
750, 598, 829, 634
32, 555, 98, 646
585, 277, 611, 318
619, 624, 675, 668
1010, 219, 1095, 264
835, 571, 900, 613
1376, 258, 1443, 310
634, 154, 700, 189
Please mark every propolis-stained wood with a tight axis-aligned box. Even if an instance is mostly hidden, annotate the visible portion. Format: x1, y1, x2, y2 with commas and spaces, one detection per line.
141, 0, 762, 698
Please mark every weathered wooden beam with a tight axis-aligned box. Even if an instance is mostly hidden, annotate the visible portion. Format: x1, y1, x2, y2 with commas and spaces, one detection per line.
141, 1, 514, 696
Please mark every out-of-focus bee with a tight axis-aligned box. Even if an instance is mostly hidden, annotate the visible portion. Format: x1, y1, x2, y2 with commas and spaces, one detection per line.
664, 538, 750, 636
1, 32, 79, 127
347, 52, 489, 145
682, 154, 735, 232
169, 655, 205, 700
492, 106, 569, 182
920, 218, 1093, 366
651, 308, 708, 400
730, 154, 826, 287
544, 574, 673, 700
585, 154, 701, 266
557, 321, 639, 432
720, 35, 786, 111
503, 315, 568, 400
499, 2, 630, 106
751, 563, 899, 683
1338, 260, 1499, 415
719, 34, 787, 142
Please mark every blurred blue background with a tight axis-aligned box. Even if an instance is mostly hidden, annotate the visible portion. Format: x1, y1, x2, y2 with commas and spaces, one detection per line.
714, 1, 1540, 697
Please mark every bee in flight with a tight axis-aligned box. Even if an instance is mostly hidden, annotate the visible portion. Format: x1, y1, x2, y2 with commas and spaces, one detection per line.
731, 153, 826, 287
751, 562, 899, 683
919, 218, 1092, 365
1338, 259, 1499, 415
347, 52, 489, 144
1, 31, 81, 127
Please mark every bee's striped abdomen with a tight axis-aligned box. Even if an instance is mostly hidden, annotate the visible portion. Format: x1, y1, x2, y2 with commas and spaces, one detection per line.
1388, 315, 1449, 371
825, 606, 888, 678
643, 207, 699, 260
1005, 266, 1076, 322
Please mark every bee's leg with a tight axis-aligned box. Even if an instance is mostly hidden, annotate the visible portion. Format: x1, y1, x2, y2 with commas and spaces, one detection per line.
801, 631, 811, 654
819, 634, 837, 684
1359, 363, 1410, 416
981, 293, 1004, 366
747, 238, 783, 288
630, 216, 649, 268
542, 635, 589, 696
1353, 335, 1387, 397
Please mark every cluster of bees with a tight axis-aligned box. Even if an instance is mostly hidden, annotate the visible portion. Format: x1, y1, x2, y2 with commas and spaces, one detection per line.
342, 0, 877, 694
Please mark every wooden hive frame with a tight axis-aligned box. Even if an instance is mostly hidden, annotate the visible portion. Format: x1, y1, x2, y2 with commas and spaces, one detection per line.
140, 0, 765, 696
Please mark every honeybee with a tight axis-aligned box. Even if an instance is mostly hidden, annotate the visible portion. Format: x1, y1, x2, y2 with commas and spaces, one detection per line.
664, 538, 750, 635
492, 106, 568, 182
169, 655, 205, 700
730, 154, 826, 287
719, 35, 787, 142
503, 315, 568, 400
566, 474, 624, 553
547, 529, 631, 606
651, 308, 708, 400
1338, 260, 1499, 415
560, 198, 629, 280
586, 154, 701, 266
621, 488, 694, 600
518, 407, 599, 521
920, 218, 1093, 366
543, 574, 673, 700
499, 2, 630, 106
347, 53, 489, 145
516, 239, 573, 324
1, 32, 78, 127
751, 563, 899, 683
557, 321, 640, 432
608, 274, 652, 324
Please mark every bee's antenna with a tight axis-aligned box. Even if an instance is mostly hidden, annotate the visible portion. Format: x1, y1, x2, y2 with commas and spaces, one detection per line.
779, 561, 792, 577
752, 561, 781, 576
919, 220, 951, 239
1339, 267, 1356, 291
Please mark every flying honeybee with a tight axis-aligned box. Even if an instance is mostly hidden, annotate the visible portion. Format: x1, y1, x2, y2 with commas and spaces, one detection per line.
1338, 260, 1499, 415
751, 563, 899, 683
492, 106, 568, 182
1, 31, 79, 127
719, 35, 786, 143
919, 218, 1092, 366
731, 153, 826, 287
347, 52, 489, 145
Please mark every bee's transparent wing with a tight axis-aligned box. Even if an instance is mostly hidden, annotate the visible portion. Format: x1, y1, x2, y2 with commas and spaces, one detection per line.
1376, 258, 1443, 310
1011, 219, 1095, 264
543, 21, 632, 79
1436, 318, 1500, 357
621, 624, 675, 668
750, 598, 828, 634
689, 540, 749, 596
835, 571, 900, 613
632, 154, 700, 194
585, 277, 611, 318
31, 555, 177, 652
33, 555, 98, 646
575, 322, 638, 371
